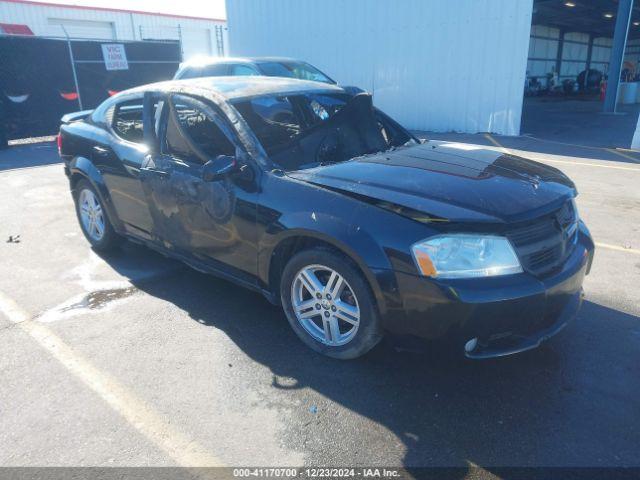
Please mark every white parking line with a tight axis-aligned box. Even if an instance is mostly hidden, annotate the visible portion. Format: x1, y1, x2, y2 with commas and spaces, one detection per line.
484, 134, 511, 154
605, 148, 640, 163
0, 290, 223, 467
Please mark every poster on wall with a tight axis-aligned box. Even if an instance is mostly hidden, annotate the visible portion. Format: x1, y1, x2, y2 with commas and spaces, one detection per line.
101, 44, 129, 71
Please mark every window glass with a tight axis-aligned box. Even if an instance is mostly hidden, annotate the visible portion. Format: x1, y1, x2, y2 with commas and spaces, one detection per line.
258, 62, 333, 84
233, 96, 301, 155
230, 64, 259, 76
164, 96, 235, 164
234, 93, 414, 171
180, 63, 229, 79
112, 99, 144, 143
234, 93, 349, 155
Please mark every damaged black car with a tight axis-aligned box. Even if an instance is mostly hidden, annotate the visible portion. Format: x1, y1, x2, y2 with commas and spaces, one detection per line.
58, 76, 595, 359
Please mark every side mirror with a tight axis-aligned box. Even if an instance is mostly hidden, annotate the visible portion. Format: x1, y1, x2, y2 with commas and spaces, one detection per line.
202, 155, 238, 182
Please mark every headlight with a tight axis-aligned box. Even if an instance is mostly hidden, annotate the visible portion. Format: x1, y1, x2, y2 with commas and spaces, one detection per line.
411, 234, 523, 279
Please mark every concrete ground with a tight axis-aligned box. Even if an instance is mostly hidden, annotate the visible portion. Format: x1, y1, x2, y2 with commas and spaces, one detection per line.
520, 96, 640, 149
0, 138, 639, 475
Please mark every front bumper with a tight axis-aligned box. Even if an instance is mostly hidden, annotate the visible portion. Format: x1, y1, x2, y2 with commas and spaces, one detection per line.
381, 222, 594, 359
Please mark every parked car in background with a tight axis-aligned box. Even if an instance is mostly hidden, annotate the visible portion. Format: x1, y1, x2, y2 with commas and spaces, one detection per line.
58, 77, 594, 360
174, 56, 336, 83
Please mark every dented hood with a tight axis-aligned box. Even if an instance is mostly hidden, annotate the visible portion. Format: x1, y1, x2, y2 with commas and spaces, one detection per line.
287, 142, 577, 224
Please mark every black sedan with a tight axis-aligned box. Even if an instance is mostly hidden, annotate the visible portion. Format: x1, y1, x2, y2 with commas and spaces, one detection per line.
58, 77, 594, 359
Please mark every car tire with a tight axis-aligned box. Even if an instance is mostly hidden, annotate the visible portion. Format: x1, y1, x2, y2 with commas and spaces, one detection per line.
73, 179, 121, 251
280, 248, 383, 359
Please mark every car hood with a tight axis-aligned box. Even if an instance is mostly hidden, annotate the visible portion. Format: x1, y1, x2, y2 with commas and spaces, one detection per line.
286, 142, 577, 224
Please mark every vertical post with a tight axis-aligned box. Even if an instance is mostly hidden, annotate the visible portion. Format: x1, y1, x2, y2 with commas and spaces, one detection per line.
584, 34, 594, 89
139, 25, 143, 41
604, 0, 634, 112
177, 24, 184, 62
61, 26, 83, 111
555, 29, 566, 85
129, 13, 136, 40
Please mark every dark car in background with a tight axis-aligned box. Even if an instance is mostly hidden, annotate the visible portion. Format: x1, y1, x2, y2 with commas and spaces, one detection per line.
174, 56, 336, 84
58, 76, 594, 360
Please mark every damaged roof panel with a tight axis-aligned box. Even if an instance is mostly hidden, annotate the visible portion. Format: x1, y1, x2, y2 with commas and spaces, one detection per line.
127, 76, 344, 101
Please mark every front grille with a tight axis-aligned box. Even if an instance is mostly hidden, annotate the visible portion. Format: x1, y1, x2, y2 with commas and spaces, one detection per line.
507, 201, 578, 277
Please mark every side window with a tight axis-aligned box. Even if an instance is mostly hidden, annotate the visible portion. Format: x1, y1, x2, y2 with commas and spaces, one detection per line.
230, 64, 259, 76
163, 95, 235, 164
112, 99, 144, 143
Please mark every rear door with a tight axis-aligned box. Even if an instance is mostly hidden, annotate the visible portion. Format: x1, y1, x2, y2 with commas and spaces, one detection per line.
92, 95, 155, 237
139, 93, 260, 283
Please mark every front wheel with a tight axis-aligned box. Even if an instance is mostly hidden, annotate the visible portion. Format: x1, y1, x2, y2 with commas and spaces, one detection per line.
281, 248, 382, 359
73, 179, 121, 251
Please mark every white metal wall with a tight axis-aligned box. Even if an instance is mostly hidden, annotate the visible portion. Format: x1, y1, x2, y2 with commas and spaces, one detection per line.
0, 0, 227, 59
226, 0, 533, 136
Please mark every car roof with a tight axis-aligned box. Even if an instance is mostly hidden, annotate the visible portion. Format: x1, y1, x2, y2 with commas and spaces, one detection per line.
178, 56, 303, 69
126, 76, 345, 101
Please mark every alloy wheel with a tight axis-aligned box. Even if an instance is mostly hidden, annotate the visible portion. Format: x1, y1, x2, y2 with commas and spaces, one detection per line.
79, 188, 105, 242
291, 264, 360, 346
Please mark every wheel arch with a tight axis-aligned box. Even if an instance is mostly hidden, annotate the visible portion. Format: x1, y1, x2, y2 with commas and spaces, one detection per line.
68, 156, 123, 232
262, 228, 395, 317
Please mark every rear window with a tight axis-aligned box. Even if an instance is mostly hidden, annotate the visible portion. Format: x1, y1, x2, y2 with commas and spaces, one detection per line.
179, 63, 229, 79
258, 61, 333, 84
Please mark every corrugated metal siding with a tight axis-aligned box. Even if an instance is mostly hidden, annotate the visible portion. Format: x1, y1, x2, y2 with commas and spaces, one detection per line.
0, 0, 226, 58
227, 0, 533, 135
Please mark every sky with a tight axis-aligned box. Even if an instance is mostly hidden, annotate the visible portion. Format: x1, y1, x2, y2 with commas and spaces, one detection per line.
32, 0, 227, 19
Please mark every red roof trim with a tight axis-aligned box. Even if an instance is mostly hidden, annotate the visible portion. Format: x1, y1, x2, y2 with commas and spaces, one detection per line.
0, 22, 34, 34
0, 0, 226, 23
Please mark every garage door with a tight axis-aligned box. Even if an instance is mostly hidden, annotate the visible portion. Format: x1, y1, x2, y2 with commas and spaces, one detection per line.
48, 18, 115, 40
181, 28, 213, 58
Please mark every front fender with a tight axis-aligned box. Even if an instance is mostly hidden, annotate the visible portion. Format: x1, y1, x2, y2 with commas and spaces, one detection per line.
68, 156, 123, 232
259, 210, 401, 316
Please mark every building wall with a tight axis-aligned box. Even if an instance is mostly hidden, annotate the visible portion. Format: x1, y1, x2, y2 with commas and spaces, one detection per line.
0, 0, 227, 59
227, 0, 534, 136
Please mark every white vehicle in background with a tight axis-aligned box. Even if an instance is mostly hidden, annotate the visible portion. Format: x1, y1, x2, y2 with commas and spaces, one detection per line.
173, 56, 336, 83
173, 56, 365, 95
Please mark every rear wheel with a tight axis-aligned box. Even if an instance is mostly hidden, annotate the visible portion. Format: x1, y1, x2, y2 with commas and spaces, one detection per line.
281, 248, 382, 359
74, 179, 121, 251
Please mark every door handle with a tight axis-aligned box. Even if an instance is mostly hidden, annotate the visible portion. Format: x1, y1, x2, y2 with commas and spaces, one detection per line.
141, 167, 169, 177
93, 145, 110, 157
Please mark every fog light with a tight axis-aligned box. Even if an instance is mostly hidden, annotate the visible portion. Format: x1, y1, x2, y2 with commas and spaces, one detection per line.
465, 338, 478, 353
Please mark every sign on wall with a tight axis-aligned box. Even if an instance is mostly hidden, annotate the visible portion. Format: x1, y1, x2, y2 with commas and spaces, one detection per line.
101, 44, 128, 70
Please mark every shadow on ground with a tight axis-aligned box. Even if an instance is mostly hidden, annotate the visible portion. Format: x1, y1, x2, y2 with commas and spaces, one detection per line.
96, 243, 640, 470
0, 142, 61, 171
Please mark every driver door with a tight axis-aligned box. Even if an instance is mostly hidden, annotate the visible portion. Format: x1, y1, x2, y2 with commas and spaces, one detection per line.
140, 93, 259, 283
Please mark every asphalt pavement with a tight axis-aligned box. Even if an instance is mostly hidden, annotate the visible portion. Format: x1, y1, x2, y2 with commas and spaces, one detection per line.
0, 138, 639, 476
